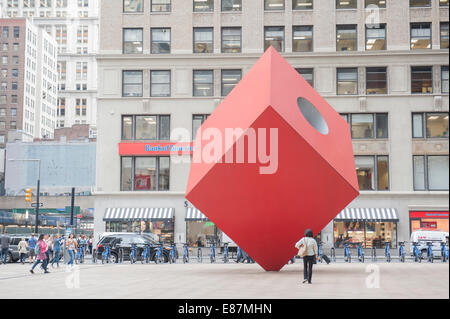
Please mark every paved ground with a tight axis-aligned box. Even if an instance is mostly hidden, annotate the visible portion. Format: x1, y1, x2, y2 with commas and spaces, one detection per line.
0, 260, 448, 299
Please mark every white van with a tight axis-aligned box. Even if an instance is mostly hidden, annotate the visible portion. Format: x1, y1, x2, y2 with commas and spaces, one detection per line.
409, 230, 449, 257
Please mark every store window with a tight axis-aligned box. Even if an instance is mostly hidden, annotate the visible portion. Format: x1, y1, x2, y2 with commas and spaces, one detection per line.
105, 221, 174, 243
411, 66, 432, 94
151, 28, 171, 54
122, 70, 143, 97
293, 0, 313, 10
410, 0, 431, 7
121, 115, 170, 140
441, 0, 449, 6
442, 66, 449, 93
151, 70, 171, 97
194, 0, 213, 12
412, 112, 449, 139
151, 0, 171, 12
221, 69, 242, 96
441, 23, 449, 49
334, 221, 397, 248
265, 0, 285, 10
121, 156, 170, 191
193, 114, 210, 140
222, 0, 241, 11
123, 28, 143, 54
124, 0, 143, 12
366, 67, 387, 94
221, 27, 241, 53
193, 70, 214, 96
355, 155, 390, 191
193, 28, 213, 53
336, 0, 357, 9
413, 155, 449, 191
366, 24, 386, 51
264, 26, 285, 52
295, 68, 314, 87
365, 0, 386, 8
293, 26, 313, 52
410, 211, 449, 233
186, 221, 222, 247
337, 68, 358, 95
411, 23, 431, 50
337, 25, 357, 51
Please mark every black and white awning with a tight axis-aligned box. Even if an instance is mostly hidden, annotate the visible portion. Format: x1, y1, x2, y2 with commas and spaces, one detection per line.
185, 208, 209, 221
103, 208, 174, 221
335, 208, 399, 222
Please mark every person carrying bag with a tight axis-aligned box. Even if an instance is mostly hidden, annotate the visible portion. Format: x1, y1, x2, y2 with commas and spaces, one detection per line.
295, 229, 318, 284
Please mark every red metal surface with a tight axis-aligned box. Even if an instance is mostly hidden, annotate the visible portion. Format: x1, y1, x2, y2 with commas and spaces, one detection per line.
186, 47, 359, 271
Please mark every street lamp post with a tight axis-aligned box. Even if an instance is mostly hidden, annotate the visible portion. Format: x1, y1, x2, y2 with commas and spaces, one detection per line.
8, 159, 41, 234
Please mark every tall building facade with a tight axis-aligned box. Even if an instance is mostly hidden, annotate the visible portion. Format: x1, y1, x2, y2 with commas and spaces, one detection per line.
0, 0, 99, 131
95, 0, 448, 252
0, 18, 57, 145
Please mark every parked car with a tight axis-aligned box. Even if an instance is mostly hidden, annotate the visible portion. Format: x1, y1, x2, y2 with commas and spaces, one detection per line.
410, 230, 449, 258
95, 233, 170, 263
6, 235, 31, 263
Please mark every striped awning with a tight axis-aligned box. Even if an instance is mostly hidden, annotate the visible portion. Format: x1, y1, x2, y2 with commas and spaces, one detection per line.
185, 208, 209, 221
103, 208, 174, 221
335, 208, 399, 222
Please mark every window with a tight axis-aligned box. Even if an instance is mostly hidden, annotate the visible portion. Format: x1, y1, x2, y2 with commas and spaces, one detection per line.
293, 26, 313, 52
12, 56, 19, 64
441, 23, 449, 49
366, 67, 387, 94
12, 69, 18, 77
58, 98, 65, 116
1, 69, 7, 77
336, 0, 357, 9
222, 0, 241, 11
152, 0, 171, 12
76, 62, 88, 80
295, 68, 314, 87
337, 25, 357, 51
414, 156, 449, 191
334, 221, 397, 249
366, 24, 386, 50
124, 0, 143, 12
0, 109, 5, 116
194, 0, 213, 12
77, 25, 88, 45
122, 115, 171, 141
1, 56, 7, 65
221, 69, 242, 96
442, 66, 449, 93
1, 43, 8, 51
123, 71, 143, 97
441, 0, 449, 6
265, 0, 285, 10
365, 0, 386, 8
410, 0, 431, 7
194, 28, 214, 53
75, 99, 87, 116
11, 108, 16, 117
337, 68, 358, 95
412, 113, 449, 139
193, 114, 210, 140
123, 28, 143, 54
11, 82, 18, 90
151, 70, 171, 97
151, 28, 171, 54
264, 26, 285, 52
293, 0, 313, 10
13, 26, 19, 38
193, 70, 214, 96
411, 23, 431, 50
0, 95, 6, 104
343, 113, 388, 139
411, 66, 432, 94
221, 27, 241, 53
355, 155, 390, 191
11, 95, 17, 103
121, 156, 170, 191
2, 27, 9, 38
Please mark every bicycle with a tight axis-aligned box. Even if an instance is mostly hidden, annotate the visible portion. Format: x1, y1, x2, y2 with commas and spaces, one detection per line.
343, 242, 351, 263
398, 241, 406, 263
442, 242, 449, 263
101, 245, 111, 264
357, 242, 364, 263
317, 242, 323, 263
236, 246, 244, 263
330, 246, 336, 263
412, 241, 421, 263
92, 249, 97, 263
426, 241, 433, 263
169, 242, 177, 264
385, 242, 391, 263
182, 243, 189, 263
223, 243, 229, 263
371, 246, 377, 262
197, 246, 202, 263
154, 242, 164, 264
141, 244, 150, 264
76, 245, 85, 264
129, 244, 137, 264
210, 241, 216, 263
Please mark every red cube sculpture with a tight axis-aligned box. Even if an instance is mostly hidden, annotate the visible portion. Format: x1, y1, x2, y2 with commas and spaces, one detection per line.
186, 47, 359, 271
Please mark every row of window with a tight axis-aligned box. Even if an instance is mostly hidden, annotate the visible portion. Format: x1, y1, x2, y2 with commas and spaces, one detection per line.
1, 26, 20, 39
7, 0, 89, 8
122, 23, 449, 55
122, 0, 449, 13
119, 154, 449, 192
121, 66, 449, 98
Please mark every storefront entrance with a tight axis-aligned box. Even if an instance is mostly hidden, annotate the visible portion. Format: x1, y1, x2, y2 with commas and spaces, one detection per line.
409, 211, 449, 233
185, 207, 221, 247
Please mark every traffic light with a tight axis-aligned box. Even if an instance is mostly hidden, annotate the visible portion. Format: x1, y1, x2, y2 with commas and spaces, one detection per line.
25, 188, 32, 202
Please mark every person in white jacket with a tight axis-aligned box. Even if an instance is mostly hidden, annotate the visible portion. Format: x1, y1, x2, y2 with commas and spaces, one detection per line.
295, 229, 318, 284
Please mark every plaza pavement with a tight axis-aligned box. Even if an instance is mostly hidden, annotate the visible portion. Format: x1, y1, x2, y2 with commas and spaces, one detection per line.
0, 260, 448, 299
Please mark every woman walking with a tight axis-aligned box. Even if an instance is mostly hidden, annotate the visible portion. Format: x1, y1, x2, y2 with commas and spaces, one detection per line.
18, 238, 28, 264
66, 234, 78, 267
51, 234, 63, 268
295, 229, 318, 284
30, 234, 50, 274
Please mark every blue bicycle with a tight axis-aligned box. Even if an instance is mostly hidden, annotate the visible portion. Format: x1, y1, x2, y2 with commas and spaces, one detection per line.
236, 246, 244, 263
210, 241, 216, 263
169, 242, 177, 264
412, 241, 421, 263
182, 243, 189, 263
76, 245, 85, 264
223, 243, 229, 263
129, 244, 137, 264
385, 242, 391, 263
141, 244, 150, 264
101, 245, 111, 264
154, 242, 164, 264
398, 241, 406, 263
357, 242, 364, 263
441, 242, 449, 263
343, 242, 351, 263
426, 241, 433, 263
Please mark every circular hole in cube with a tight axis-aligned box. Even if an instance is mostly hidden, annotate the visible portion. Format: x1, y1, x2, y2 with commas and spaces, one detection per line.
297, 97, 329, 135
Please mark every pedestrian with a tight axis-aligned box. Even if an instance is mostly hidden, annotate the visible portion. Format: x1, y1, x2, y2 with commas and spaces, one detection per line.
295, 228, 318, 284
88, 236, 93, 255
66, 233, 78, 267
28, 233, 37, 263
30, 234, 50, 274
0, 231, 10, 265
18, 237, 29, 264
51, 234, 63, 268
46, 235, 53, 263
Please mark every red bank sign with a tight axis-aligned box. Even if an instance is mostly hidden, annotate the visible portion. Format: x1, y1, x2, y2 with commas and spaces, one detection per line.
409, 211, 449, 219
119, 142, 193, 156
